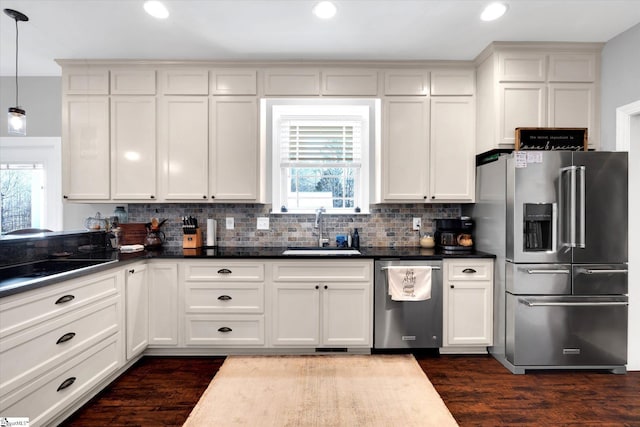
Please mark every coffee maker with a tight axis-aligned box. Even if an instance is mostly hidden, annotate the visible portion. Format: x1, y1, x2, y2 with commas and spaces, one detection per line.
435, 217, 474, 253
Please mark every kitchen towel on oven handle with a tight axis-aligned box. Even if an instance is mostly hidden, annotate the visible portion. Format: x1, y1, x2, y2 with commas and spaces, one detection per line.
384, 266, 432, 301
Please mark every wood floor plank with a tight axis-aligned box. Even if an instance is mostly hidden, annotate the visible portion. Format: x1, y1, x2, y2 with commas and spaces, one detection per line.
59, 354, 640, 426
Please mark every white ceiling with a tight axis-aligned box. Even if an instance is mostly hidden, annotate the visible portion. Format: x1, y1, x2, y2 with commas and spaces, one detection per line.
1, 0, 640, 76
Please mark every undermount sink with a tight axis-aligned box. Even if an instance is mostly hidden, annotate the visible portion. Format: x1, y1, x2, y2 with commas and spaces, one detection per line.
282, 247, 361, 256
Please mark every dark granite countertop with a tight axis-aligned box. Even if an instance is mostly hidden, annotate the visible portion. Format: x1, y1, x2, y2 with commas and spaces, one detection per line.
1, 246, 495, 298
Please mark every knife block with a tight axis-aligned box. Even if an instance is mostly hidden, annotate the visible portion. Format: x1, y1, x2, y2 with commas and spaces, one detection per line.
183, 228, 203, 249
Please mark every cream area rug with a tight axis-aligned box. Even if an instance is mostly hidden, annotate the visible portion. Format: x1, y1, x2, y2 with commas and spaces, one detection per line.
183, 354, 458, 427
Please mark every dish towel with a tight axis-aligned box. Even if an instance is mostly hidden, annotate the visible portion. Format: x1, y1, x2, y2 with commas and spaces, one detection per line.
386, 266, 432, 301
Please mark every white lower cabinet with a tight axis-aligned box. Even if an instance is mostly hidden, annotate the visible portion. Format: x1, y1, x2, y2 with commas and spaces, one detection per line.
148, 262, 179, 347
125, 262, 148, 359
442, 259, 494, 353
270, 261, 373, 348
0, 269, 124, 427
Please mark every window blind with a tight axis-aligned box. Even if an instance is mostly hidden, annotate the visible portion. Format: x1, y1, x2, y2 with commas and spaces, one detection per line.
279, 119, 362, 167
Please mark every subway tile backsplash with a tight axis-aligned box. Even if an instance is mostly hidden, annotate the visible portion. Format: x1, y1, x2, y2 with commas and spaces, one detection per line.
128, 203, 461, 248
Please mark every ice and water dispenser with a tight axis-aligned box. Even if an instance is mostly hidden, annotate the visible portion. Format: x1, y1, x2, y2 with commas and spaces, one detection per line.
523, 203, 553, 251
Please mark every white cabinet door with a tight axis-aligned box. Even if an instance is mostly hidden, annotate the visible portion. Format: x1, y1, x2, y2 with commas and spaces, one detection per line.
271, 283, 320, 346
148, 263, 179, 346
62, 96, 110, 200
548, 53, 597, 83
430, 69, 475, 95
430, 97, 475, 202
110, 69, 156, 95
381, 97, 430, 202
320, 69, 378, 95
159, 96, 209, 200
125, 263, 148, 360
548, 83, 598, 148
383, 70, 430, 95
497, 52, 546, 82
499, 83, 547, 146
111, 96, 157, 200
209, 97, 259, 201
161, 68, 209, 95
210, 69, 257, 95
62, 67, 109, 95
443, 259, 493, 349
264, 69, 320, 95
322, 283, 371, 347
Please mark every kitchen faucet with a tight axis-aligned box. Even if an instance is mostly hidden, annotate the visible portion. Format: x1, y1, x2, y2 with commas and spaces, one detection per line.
315, 207, 329, 247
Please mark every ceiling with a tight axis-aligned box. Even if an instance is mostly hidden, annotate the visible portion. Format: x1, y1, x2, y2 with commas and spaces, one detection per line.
1, 0, 640, 76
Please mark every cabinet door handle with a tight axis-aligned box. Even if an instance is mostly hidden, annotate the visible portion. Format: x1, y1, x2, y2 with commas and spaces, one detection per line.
129, 269, 135, 274
218, 327, 232, 333
55, 294, 75, 305
450, 285, 455, 288
203, 195, 207, 199
462, 268, 477, 274
315, 285, 319, 289
217, 268, 232, 274
57, 377, 76, 392
56, 332, 76, 345
217, 295, 232, 301
324, 285, 328, 290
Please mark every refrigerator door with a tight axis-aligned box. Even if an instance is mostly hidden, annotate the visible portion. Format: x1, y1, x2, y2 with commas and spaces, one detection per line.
507, 151, 572, 263
573, 264, 628, 295
571, 152, 628, 264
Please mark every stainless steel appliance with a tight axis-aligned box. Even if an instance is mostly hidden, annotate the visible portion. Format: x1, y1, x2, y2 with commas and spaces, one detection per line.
374, 259, 442, 349
470, 151, 628, 374
435, 217, 474, 253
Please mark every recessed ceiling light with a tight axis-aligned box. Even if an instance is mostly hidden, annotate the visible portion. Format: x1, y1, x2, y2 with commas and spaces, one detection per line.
480, 2, 508, 21
313, 1, 337, 19
144, 0, 169, 19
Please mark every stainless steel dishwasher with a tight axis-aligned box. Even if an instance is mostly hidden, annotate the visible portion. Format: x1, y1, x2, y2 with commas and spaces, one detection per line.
374, 259, 443, 349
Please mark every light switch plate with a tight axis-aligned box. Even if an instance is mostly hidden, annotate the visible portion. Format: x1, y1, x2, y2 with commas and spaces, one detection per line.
412, 217, 421, 230
226, 217, 235, 230
257, 217, 269, 230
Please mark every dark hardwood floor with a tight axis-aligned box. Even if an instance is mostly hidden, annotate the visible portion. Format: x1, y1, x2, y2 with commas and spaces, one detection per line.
60, 354, 640, 426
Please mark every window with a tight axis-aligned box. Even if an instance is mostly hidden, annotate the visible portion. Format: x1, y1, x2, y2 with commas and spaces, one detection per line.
0, 137, 62, 233
268, 100, 377, 214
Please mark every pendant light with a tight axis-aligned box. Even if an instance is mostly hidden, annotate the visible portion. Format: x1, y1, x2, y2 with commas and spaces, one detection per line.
4, 8, 29, 136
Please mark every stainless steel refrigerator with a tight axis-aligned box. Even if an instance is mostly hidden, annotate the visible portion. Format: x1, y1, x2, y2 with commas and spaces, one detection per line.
470, 151, 628, 374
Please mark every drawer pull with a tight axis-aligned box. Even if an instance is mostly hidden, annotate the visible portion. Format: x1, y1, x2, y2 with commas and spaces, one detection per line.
462, 268, 477, 274
57, 376, 76, 392
218, 327, 232, 333
56, 332, 76, 345
55, 294, 75, 305
217, 268, 232, 275
217, 295, 232, 301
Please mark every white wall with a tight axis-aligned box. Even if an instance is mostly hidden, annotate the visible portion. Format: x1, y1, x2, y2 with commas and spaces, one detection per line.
601, 23, 640, 371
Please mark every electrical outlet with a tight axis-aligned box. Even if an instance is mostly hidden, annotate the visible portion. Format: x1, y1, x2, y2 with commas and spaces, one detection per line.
412, 217, 422, 231
257, 217, 269, 230
226, 217, 234, 230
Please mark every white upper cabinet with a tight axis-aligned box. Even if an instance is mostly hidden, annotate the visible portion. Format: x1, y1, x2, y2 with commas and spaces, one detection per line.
209, 97, 260, 201
320, 69, 378, 95
497, 52, 546, 82
548, 53, 597, 82
160, 69, 209, 95
499, 83, 547, 145
110, 69, 156, 95
264, 68, 320, 95
430, 97, 475, 202
62, 66, 109, 95
210, 69, 257, 95
159, 96, 209, 200
380, 97, 430, 202
548, 83, 597, 131
383, 70, 430, 95
62, 96, 111, 200
110, 96, 157, 200
430, 69, 475, 96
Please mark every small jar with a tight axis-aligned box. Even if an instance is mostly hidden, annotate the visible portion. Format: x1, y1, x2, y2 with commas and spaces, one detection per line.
420, 232, 435, 248
113, 206, 128, 225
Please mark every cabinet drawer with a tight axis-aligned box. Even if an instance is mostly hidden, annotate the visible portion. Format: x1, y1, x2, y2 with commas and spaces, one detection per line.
446, 260, 493, 281
183, 262, 264, 281
0, 298, 119, 395
185, 283, 264, 313
185, 315, 265, 346
0, 336, 120, 426
210, 69, 257, 95
272, 261, 372, 282
0, 272, 120, 337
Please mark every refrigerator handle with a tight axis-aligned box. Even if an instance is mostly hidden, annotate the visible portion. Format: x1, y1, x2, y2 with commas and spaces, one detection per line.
576, 165, 586, 249
559, 166, 577, 248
